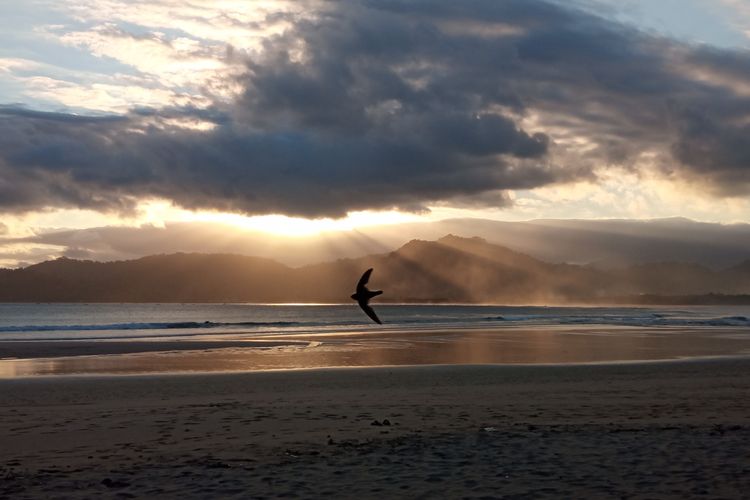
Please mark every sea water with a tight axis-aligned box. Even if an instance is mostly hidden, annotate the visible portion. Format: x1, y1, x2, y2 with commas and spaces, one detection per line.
2, 303, 750, 376
1, 303, 748, 341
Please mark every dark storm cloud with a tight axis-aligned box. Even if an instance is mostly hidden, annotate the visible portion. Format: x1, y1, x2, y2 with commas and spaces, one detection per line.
0, 106, 554, 216
1, 0, 750, 216
671, 111, 750, 195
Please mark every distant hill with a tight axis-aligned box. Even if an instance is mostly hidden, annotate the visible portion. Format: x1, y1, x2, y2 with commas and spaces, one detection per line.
7, 217, 750, 269
1, 235, 749, 304
397, 218, 750, 270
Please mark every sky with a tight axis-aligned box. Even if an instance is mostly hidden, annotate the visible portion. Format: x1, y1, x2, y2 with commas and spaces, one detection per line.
1, 0, 750, 267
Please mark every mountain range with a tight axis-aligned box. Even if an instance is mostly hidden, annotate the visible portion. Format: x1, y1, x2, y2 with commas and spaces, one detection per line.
1, 235, 749, 304
4, 217, 750, 270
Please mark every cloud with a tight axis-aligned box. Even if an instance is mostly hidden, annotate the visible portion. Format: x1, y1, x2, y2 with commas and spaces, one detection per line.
58, 23, 230, 89
22, 75, 197, 113
719, 0, 750, 39
0, 58, 43, 73
0, 242, 66, 268
1, 0, 750, 217
63, 0, 302, 48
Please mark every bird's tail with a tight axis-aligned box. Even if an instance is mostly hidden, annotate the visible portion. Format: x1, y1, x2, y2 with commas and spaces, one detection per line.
368, 290, 383, 298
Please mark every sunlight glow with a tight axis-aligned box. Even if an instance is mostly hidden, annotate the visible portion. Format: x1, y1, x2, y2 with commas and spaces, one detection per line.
185, 211, 422, 237
137, 200, 422, 237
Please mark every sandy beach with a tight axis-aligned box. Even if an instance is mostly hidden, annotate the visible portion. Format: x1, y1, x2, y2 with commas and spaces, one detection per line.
3, 0, 750, 496
2, 358, 749, 498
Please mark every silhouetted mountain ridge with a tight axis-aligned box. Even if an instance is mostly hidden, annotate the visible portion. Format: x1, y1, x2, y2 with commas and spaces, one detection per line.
6, 217, 750, 269
1, 236, 749, 303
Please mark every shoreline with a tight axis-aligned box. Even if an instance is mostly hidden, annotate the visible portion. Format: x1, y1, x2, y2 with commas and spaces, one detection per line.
3, 324, 750, 378
2, 296, 750, 305
3, 353, 750, 381
2, 355, 748, 384
0, 339, 306, 359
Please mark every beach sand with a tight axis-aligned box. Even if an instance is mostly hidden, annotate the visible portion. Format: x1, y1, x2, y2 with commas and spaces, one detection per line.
2, 359, 750, 498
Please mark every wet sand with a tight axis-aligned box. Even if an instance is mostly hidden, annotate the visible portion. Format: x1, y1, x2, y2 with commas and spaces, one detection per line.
3, 325, 750, 377
0, 339, 303, 359
2, 359, 750, 498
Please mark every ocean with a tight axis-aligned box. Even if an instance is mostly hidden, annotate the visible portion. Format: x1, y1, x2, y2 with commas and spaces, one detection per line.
1, 303, 749, 341
3, 303, 750, 377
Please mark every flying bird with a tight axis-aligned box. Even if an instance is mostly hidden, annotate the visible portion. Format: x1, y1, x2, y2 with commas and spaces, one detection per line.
351, 268, 383, 324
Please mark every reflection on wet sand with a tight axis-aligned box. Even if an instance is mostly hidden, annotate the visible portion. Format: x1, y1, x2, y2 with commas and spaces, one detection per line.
2, 325, 750, 377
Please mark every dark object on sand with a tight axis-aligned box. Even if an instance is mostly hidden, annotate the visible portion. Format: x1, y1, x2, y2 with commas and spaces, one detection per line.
351, 268, 383, 324
370, 418, 391, 426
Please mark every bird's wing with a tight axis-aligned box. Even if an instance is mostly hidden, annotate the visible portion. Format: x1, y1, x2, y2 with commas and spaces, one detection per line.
356, 268, 374, 291
358, 300, 382, 324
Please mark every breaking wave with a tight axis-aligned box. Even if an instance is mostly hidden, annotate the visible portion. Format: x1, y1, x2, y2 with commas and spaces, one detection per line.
0, 320, 302, 334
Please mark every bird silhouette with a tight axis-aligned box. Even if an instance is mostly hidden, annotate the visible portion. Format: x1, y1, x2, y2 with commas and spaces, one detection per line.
351, 268, 383, 324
